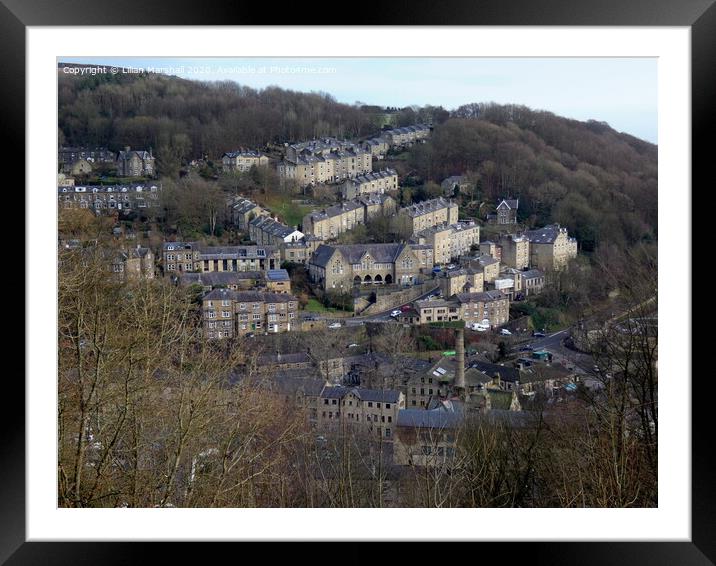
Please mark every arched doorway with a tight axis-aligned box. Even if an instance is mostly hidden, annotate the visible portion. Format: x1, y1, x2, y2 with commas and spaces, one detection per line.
364, 275, 372, 284
353, 276, 361, 286
374, 274, 383, 284
384, 274, 393, 285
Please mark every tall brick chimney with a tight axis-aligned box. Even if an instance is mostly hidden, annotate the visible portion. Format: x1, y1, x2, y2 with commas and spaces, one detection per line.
455, 328, 465, 392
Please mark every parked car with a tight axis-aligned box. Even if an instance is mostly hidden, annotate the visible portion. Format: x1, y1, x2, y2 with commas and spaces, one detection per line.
328, 322, 342, 329
390, 310, 401, 317
532, 331, 546, 338
519, 345, 534, 352
500, 329, 512, 336
400, 305, 412, 312
346, 343, 358, 348
470, 322, 490, 332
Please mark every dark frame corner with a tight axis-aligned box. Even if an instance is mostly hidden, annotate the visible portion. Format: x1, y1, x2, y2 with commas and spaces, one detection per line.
7, 0, 712, 563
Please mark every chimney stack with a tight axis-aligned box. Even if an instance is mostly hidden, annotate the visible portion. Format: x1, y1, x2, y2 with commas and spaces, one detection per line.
455, 328, 465, 392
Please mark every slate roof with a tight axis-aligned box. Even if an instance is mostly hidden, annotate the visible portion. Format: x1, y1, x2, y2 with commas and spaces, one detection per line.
179, 271, 264, 287
397, 407, 463, 429
469, 360, 521, 383
163, 241, 197, 251
319, 386, 401, 404
477, 255, 499, 267
266, 269, 290, 281
250, 216, 302, 239
401, 197, 457, 218
231, 197, 265, 214
198, 245, 278, 260
223, 150, 265, 158
357, 193, 394, 206
306, 200, 363, 222
524, 224, 566, 244
309, 245, 337, 268
497, 198, 519, 210
421, 356, 491, 387
416, 220, 478, 238
456, 290, 506, 304
414, 298, 459, 310
520, 269, 544, 280
344, 169, 397, 186
310, 243, 408, 268
203, 289, 297, 303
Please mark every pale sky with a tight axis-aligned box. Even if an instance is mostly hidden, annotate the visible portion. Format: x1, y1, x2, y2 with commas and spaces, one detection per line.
61, 57, 658, 143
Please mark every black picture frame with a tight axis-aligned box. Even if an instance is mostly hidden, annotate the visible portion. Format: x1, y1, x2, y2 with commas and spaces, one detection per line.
7, 0, 709, 563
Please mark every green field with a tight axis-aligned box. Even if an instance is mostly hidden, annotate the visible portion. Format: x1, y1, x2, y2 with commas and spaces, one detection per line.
305, 298, 340, 313
261, 194, 312, 227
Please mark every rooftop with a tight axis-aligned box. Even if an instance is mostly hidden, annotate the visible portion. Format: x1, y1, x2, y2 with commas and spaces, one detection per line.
203, 289, 298, 304
310, 243, 410, 268
401, 197, 457, 218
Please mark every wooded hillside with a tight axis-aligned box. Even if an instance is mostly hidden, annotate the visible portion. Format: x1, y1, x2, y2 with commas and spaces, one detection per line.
58, 72, 657, 251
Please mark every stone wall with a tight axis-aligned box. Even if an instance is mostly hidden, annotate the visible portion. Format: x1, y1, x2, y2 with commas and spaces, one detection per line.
359, 281, 438, 316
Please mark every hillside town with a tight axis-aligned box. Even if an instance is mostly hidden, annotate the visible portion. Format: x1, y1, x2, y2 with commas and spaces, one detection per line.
57, 66, 658, 508
57, 124, 594, 460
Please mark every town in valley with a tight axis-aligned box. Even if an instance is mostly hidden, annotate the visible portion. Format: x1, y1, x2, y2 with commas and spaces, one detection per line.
57, 60, 658, 508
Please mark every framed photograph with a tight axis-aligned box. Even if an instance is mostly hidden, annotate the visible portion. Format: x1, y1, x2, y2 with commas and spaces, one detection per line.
9, 0, 708, 562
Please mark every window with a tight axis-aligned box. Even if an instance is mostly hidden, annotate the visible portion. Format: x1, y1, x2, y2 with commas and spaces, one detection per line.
222, 311, 231, 318
222, 300, 230, 307
367, 402, 373, 407
207, 312, 216, 319
385, 403, 391, 409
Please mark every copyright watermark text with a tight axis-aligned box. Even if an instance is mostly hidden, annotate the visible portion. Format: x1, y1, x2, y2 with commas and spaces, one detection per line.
60, 64, 337, 77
